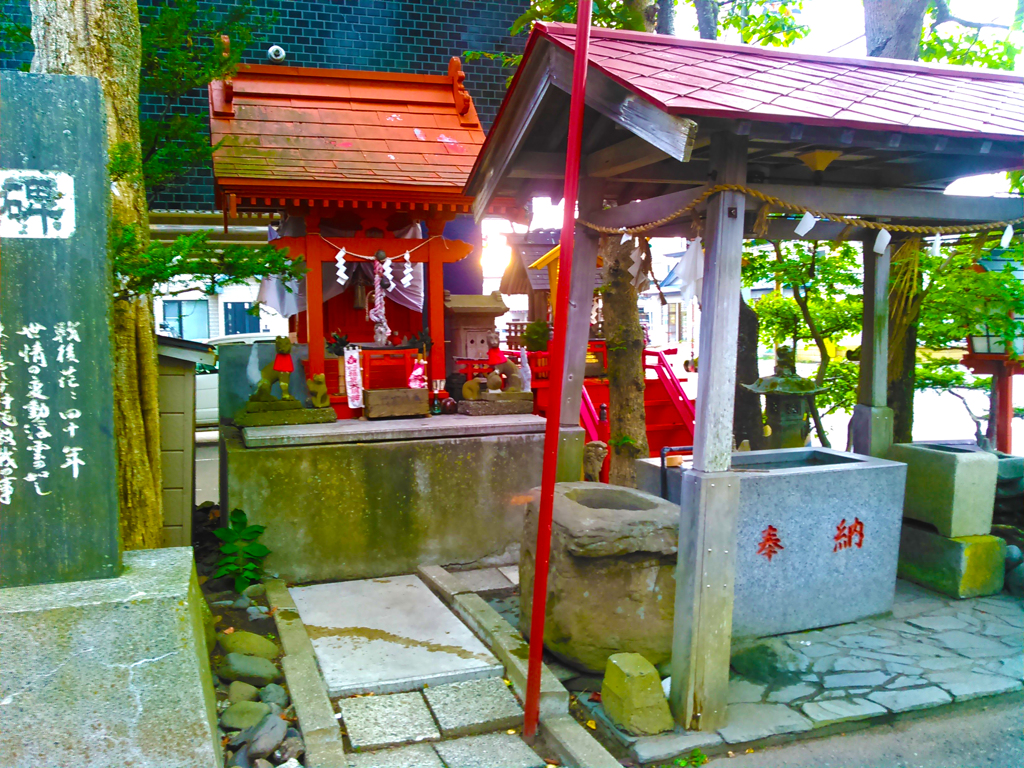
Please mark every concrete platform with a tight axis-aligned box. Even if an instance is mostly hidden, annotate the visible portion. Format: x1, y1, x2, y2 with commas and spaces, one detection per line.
241, 413, 545, 448
339, 691, 439, 751
0, 548, 220, 767
290, 576, 502, 697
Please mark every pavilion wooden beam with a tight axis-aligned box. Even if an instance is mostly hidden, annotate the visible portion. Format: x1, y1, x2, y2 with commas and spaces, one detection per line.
669, 132, 747, 732
851, 239, 894, 457
586, 185, 709, 230
747, 185, 1024, 223
585, 135, 670, 178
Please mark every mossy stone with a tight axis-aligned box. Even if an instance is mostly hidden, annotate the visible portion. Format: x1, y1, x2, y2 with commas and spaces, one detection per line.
221, 701, 271, 730
601, 653, 673, 736
218, 630, 280, 660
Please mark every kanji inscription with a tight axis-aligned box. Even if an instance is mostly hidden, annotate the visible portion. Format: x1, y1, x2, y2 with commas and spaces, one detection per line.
757, 525, 784, 561
834, 517, 865, 552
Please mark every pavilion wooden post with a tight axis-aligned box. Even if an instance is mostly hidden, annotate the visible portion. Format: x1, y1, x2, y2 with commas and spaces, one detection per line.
669, 132, 747, 732
556, 180, 603, 480
425, 223, 448, 383
304, 220, 326, 376
850, 241, 893, 457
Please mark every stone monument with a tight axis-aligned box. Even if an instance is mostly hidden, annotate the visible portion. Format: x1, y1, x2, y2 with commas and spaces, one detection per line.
0, 71, 220, 767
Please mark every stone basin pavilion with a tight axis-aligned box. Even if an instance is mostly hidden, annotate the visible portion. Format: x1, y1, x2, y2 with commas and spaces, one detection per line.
464, 21, 1024, 730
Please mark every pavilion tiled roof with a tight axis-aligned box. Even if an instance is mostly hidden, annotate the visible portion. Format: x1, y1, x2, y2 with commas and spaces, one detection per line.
209, 60, 486, 202
531, 23, 1024, 140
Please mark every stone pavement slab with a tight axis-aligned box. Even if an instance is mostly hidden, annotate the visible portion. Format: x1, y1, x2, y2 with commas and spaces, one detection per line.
340, 692, 439, 751
867, 686, 952, 713
433, 733, 546, 768
925, 671, 1022, 701
348, 744, 444, 768
800, 698, 887, 727
498, 565, 520, 586
717, 703, 814, 744
728, 679, 767, 703
452, 568, 515, 595
633, 731, 724, 764
290, 576, 502, 696
422, 677, 523, 737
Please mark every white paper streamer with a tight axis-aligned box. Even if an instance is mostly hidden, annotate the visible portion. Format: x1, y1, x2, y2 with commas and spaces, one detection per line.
335, 248, 348, 287
794, 212, 817, 237
383, 257, 394, 285
1001, 224, 1014, 249
620, 231, 632, 245
873, 228, 891, 254
930, 235, 942, 258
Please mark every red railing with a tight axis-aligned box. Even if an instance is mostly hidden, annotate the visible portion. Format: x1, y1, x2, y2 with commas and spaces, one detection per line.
644, 348, 696, 426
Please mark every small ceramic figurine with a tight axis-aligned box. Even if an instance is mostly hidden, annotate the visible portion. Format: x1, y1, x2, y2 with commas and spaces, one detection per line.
250, 336, 296, 402
408, 357, 427, 389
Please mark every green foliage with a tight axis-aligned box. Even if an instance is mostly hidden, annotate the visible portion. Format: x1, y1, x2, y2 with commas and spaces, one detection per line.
919, 6, 1019, 70
816, 358, 860, 416
111, 222, 305, 300
718, 1, 810, 47
510, 0, 650, 36
673, 747, 709, 767
139, 0, 275, 193
523, 319, 552, 351
326, 333, 350, 356
213, 508, 271, 594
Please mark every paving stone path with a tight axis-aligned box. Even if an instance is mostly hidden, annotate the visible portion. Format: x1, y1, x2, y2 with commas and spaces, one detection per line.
573, 580, 1023, 763
336, 676, 545, 768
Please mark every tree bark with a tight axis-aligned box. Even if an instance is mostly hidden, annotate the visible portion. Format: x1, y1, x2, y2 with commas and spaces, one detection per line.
694, 0, 720, 39
602, 237, 650, 487
863, 0, 929, 59
733, 296, 766, 450
887, 319, 917, 443
31, 0, 164, 549
656, 0, 675, 35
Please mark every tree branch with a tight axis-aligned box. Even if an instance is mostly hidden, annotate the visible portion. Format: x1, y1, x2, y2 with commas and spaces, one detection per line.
931, 0, 1010, 31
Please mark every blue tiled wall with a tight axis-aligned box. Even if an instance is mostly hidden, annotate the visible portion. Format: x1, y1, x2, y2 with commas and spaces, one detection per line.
1, 0, 527, 210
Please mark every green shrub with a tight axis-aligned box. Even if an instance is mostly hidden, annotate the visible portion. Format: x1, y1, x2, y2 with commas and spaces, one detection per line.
214, 509, 271, 593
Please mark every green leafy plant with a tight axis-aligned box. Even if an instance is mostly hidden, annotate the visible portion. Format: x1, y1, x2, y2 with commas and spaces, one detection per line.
673, 747, 709, 767
522, 319, 551, 352
214, 509, 271, 594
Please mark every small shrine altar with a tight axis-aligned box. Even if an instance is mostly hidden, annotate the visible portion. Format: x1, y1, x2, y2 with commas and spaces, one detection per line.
209, 60, 547, 581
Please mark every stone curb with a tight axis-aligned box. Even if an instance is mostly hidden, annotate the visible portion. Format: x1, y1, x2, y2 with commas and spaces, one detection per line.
266, 580, 347, 768
540, 715, 622, 768
420, 570, 622, 768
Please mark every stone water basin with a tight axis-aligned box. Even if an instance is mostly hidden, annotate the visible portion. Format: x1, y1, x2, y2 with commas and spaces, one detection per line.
638, 448, 907, 639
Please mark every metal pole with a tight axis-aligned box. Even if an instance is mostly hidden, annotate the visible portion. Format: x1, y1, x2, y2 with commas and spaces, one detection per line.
523, 7, 592, 740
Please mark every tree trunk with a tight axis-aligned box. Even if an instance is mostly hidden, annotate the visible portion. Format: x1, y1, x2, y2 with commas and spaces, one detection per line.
694, 0, 720, 39
31, 0, 164, 549
733, 296, 766, 450
602, 237, 649, 487
887, 320, 917, 442
656, 0, 675, 35
863, 0, 929, 59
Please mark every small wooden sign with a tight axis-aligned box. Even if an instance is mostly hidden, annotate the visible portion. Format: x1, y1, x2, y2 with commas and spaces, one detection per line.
363, 388, 429, 419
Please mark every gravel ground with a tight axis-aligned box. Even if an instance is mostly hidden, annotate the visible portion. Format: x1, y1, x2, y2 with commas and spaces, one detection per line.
712, 692, 1023, 768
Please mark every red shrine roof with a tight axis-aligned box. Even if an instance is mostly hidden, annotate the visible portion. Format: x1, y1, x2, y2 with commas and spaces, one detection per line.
209, 60, 487, 212
526, 22, 1024, 140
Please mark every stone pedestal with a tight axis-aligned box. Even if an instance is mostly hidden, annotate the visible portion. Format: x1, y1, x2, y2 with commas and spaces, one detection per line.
0, 548, 221, 768
897, 522, 1006, 598
887, 443, 997, 537
519, 483, 679, 674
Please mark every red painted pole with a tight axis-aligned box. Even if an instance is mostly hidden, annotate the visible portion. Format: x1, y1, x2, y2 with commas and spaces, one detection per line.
523, 8, 592, 740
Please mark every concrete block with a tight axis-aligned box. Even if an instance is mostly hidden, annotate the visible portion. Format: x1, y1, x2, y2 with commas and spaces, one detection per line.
898, 524, 1006, 598
224, 424, 542, 582
290, 577, 501, 697
888, 443, 997, 537
601, 653, 674, 736
422, 677, 522, 737
452, 567, 515, 595
266, 579, 316, 658
339, 691, 438, 751
539, 714, 622, 768
280, 651, 342, 743
433, 733, 545, 768
0, 548, 221, 767
638, 449, 906, 641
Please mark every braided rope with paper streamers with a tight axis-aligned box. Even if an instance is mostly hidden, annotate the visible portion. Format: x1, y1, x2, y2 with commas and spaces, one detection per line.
577, 183, 1024, 239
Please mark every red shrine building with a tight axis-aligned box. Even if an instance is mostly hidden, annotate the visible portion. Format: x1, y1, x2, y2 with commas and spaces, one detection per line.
208, 59, 521, 411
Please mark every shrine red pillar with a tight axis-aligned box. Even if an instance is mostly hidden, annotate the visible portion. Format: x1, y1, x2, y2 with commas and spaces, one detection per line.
426, 239, 447, 383
304, 221, 325, 376
994, 364, 1013, 454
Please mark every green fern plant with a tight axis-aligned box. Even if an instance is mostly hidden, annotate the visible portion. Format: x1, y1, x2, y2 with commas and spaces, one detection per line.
214, 509, 271, 593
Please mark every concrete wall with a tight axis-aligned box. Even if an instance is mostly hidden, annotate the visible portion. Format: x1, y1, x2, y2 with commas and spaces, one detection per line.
158, 356, 196, 547
223, 427, 544, 583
